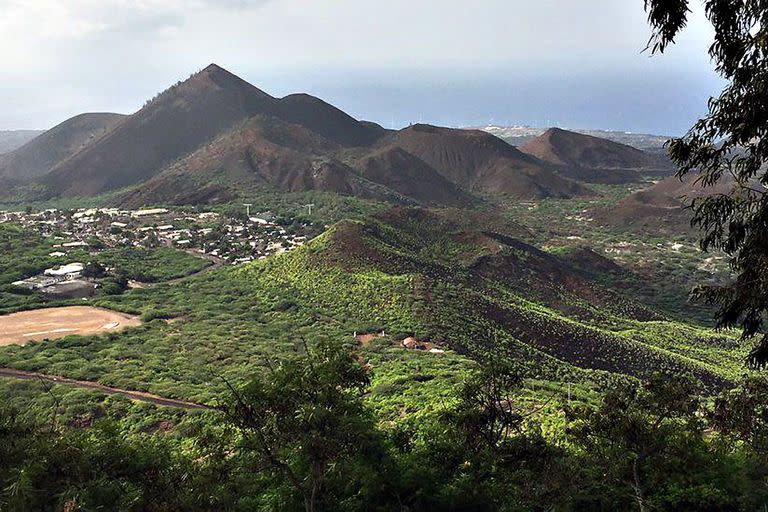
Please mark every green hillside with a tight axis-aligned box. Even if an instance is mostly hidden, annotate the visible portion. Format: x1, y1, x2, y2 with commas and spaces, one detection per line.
0, 208, 746, 414
1, 205, 765, 510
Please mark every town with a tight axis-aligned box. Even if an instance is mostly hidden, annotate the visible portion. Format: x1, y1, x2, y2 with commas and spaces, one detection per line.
2, 205, 312, 295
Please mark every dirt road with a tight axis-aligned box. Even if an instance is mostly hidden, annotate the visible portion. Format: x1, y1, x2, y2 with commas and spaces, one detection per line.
0, 368, 215, 411
130, 250, 225, 289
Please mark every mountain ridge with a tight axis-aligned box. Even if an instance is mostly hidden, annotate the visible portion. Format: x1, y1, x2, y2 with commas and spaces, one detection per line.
0, 130, 46, 155
0, 64, 656, 207
0, 113, 125, 186
519, 127, 673, 184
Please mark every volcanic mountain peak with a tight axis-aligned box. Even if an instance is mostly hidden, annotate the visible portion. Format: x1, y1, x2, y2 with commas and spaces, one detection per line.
203, 63, 269, 94
392, 124, 544, 166
592, 173, 746, 232
346, 146, 479, 207
516, 126, 674, 185
144, 63, 275, 113
520, 126, 667, 170
39, 65, 280, 197
201, 62, 225, 73
0, 112, 125, 184
379, 124, 592, 198
276, 93, 387, 147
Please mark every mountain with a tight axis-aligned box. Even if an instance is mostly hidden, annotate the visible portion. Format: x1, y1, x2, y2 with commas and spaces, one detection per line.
275, 94, 387, 147
243, 206, 731, 388
35, 66, 394, 200
0, 114, 125, 185
344, 147, 478, 207
120, 120, 583, 208
1, 64, 595, 206
479, 125, 672, 152
39, 64, 277, 197
0, 130, 45, 155
377, 124, 593, 198
594, 174, 745, 232
117, 115, 474, 208
518, 128, 673, 184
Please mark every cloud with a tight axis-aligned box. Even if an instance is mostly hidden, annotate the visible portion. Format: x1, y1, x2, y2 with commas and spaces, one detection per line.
0, 0, 720, 133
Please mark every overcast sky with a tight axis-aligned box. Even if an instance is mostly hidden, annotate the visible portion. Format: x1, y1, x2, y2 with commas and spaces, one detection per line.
1, 0, 723, 135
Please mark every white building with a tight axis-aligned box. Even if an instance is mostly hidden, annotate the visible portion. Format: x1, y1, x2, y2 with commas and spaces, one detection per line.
132, 208, 169, 217
44, 263, 84, 277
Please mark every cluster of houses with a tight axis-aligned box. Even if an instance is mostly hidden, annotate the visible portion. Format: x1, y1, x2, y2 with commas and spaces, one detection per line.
1, 206, 311, 267
12, 262, 85, 291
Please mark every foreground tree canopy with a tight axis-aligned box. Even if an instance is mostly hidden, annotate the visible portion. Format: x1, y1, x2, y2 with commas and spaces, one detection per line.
644, 0, 768, 366
2, 343, 768, 510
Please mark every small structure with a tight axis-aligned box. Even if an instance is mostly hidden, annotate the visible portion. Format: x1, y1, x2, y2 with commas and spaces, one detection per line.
402, 337, 427, 350
44, 263, 84, 278
132, 208, 169, 218
12, 276, 60, 290
73, 209, 97, 219
41, 280, 96, 299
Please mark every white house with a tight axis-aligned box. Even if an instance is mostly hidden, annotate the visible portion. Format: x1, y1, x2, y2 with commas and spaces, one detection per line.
44, 262, 84, 278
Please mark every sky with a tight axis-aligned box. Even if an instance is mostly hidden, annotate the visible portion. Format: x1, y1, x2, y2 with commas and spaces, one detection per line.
0, 0, 724, 135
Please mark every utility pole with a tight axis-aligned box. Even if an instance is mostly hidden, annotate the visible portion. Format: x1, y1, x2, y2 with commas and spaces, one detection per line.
243, 203, 252, 217
304, 204, 315, 216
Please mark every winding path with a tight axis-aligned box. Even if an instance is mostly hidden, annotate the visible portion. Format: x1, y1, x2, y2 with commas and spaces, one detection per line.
130, 250, 226, 290
0, 368, 216, 411
0, 252, 228, 410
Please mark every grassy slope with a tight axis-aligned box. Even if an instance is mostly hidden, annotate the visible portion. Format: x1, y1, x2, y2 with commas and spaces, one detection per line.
0, 208, 748, 427
498, 184, 731, 325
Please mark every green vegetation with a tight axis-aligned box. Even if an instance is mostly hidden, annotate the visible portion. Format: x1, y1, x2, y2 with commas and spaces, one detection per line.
0, 187, 133, 211
0, 189, 764, 510
96, 247, 210, 283
0, 208, 750, 410
0, 222, 211, 313
2, 344, 766, 511
498, 184, 728, 325
223, 189, 389, 225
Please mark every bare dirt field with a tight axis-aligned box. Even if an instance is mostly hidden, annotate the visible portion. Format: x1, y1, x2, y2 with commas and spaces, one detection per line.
0, 306, 141, 346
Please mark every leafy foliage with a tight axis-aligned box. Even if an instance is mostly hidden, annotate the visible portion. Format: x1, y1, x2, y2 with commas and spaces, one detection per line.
711, 376, 768, 458
645, 0, 768, 367
567, 373, 762, 511
225, 341, 382, 512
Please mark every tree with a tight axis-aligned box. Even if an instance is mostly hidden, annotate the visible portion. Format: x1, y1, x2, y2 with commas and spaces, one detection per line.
441, 359, 524, 458
407, 361, 568, 511
708, 376, 768, 508
711, 376, 768, 458
568, 374, 705, 511
644, 0, 768, 366
0, 406, 197, 511
81, 261, 106, 279
224, 340, 380, 512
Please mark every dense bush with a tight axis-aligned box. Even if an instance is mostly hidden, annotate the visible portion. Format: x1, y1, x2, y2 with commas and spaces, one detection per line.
2, 355, 766, 511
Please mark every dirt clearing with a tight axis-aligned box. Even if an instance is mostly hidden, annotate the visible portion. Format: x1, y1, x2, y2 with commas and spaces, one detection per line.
0, 306, 141, 346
